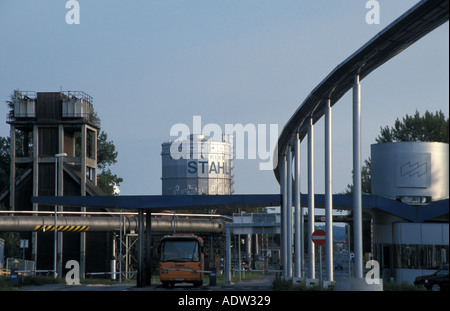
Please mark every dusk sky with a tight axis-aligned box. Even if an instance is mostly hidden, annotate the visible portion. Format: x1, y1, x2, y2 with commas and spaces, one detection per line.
1, 1, 448, 196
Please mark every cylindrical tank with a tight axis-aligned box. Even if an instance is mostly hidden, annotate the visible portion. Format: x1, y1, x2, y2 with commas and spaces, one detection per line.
161, 134, 234, 195
371, 142, 449, 204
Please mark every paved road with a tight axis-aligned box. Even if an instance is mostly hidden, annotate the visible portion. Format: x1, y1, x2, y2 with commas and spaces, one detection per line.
20, 274, 276, 291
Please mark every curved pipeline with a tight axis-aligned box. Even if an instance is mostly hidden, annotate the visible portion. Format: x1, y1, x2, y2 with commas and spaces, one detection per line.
273, 0, 449, 182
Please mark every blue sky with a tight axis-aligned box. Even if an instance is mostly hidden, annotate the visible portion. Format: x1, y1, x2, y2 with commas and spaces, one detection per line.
0, 1, 448, 196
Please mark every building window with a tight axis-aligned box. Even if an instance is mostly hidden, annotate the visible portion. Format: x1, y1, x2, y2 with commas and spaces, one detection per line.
394, 244, 449, 270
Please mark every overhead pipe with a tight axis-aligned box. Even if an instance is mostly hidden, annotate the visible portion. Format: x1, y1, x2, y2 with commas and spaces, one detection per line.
0, 216, 226, 234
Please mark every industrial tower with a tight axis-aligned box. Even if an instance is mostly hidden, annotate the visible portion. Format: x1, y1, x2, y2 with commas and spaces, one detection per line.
2, 90, 110, 276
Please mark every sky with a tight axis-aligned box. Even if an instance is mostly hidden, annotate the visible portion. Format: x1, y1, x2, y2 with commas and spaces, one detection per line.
0, 0, 448, 197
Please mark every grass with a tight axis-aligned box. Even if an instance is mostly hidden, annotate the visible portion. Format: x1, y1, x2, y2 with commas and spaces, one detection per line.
0, 275, 65, 290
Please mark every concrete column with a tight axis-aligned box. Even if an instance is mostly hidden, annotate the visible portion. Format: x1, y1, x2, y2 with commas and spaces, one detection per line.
325, 99, 334, 282
246, 234, 252, 268
307, 118, 315, 279
286, 147, 293, 279
353, 75, 363, 279
294, 132, 302, 279
280, 154, 287, 278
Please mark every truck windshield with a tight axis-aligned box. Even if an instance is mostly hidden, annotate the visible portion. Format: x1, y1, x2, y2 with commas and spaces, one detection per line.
160, 239, 200, 262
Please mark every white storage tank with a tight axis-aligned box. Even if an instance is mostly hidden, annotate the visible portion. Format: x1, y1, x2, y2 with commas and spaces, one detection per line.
371, 142, 449, 204
161, 134, 234, 195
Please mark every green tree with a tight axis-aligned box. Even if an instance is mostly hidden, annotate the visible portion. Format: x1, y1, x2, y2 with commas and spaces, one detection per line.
96, 131, 123, 195
0, 204, 21, 258
376, 110, 448, 143
0, 137, 10, 193
342, 158, 372, 195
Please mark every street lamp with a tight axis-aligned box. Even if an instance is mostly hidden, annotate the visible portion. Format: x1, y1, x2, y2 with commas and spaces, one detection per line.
54, 153, 67, 278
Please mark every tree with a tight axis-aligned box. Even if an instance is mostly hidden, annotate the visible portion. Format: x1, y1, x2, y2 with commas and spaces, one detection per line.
376, 110, 448, 143
342, 158, 372, 195
96, 131, 123, 195
0, 136, 10, 193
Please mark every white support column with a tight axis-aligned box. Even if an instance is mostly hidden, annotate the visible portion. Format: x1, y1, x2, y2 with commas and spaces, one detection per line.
325, 99, 334, 283
280, 154, 287, 279
353, 75, 363, 279
225, 225, 231, 284
294, 132, 302, 280
286, 146, 293, 279
307, 117, 315, 279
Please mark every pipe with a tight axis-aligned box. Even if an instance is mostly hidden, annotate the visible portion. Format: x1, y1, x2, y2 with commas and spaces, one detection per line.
294, 132, 302, 279
286, 147, 293, 279
0, 216, 226, 233
353, 74, 363, 279
307, 117, 315, 279
325, 98, 334, 282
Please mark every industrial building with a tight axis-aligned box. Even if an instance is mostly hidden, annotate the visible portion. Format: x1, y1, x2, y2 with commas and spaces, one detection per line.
370, 142, 449, 284
0, 90, 111, 276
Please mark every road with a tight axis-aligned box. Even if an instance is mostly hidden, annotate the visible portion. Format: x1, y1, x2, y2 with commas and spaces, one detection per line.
19, 274, 276, 291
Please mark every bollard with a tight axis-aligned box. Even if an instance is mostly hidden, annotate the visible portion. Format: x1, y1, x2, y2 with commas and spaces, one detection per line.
209, 268, 217, 286
10, 269, 19, 286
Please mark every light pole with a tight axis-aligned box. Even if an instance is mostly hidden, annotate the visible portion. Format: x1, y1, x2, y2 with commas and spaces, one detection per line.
54, 153, 67, 278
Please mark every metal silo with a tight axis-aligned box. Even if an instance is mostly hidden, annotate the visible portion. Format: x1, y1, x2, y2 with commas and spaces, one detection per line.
371, 142, 449, 204
161, 134, 234, 195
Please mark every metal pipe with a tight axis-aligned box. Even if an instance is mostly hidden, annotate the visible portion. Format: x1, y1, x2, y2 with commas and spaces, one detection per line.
286, 147, 293, 279
225, 225, 231, 284
307, 117, 315, 279
54, 156, 58, 278
145, 210, 152, 286
280, 154, 287, 279
137, 210, 144, 287
0, 216, 226, 233
294, 133, 301, 279
325, 99, 333, 282
353, 74, 363, 279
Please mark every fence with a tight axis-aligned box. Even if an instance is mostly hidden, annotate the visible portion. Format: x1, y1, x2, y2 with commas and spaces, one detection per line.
6, 258, 36, 275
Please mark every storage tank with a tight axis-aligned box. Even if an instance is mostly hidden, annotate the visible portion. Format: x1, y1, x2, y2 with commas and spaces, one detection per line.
161, 134, 234, 195
371, 142, 449, 204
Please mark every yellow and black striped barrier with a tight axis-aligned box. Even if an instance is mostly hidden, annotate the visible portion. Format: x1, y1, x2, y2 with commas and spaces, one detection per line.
34, 225, 89, 232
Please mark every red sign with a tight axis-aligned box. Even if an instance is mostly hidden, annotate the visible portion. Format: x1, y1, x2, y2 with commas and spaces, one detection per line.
311, 229, 326, 246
